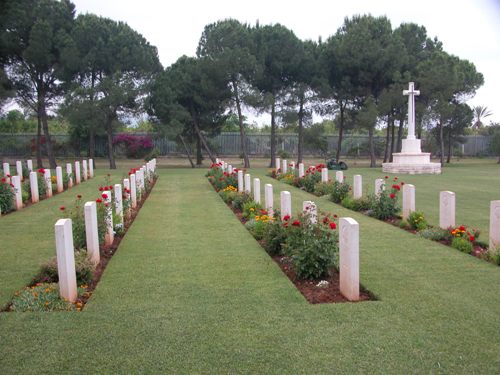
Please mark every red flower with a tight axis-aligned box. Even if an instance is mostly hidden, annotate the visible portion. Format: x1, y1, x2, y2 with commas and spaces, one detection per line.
283, 215, 291, 221
101, 193, 108, 199
401, 182, 405, 186
329, 222, 337, 230
77, 194, 82, 199
1, 177, 5, 183
96, 198, 102, 203
322, 217, 329, 224
38, 168, 45, 174
59, 206, 65, 211
459, 225, 466, 231
108, 185, 113, 190
389, 193, 396, 199
260, 209, 268, 215
6, 174, 10, 178
104, 186, 109, 191
394, 177, 398, 181
469, 235, 475, 242
292, 220, 300, 226
384, 176, 388, 179
392, 184, 400, 191
99, 186, 103, 191
128, 172, 132, 176
10, 183, 14, 187
333, 214, 338, 218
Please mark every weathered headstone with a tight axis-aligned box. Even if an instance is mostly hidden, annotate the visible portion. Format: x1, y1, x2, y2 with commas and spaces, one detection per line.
265, 183, 273, 217
84, 201, 100, 265
12, 175, 22, 210
490, 201, 500, 254
253, 178, 261, 204
130, 174, 137, 209
298, 163, 305, 178
375, 178, 385, 197
114, 184, 124, 225
280, 191, 291, 220
237, 170, 244, 192
3, 163, 10, 183
402, 184, 416, 220
89, 159, 94, 178
75, 161, 81, 185
29, 171, 39, 203
244, 173, 251, 194
16, 161, 23, 180
56, 166, 63, 193
282, 159, 288, 174
275, 157, 280, 170
335, 171, 344, 183
82, 160, 88, 181
54, 219, 77, 302
439, 191, 455, 229
44, 169, 53, 198
321, 168, 328, 183
339, 217, 360, 301
103, 191, 114, 246
353, 175, 362, 199
66, 163, 73, 188
303, 200, 317, 224
27, 159, 33, 172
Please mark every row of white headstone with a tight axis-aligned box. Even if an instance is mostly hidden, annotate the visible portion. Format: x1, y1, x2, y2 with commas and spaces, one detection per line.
54, 158, 157, 303
2, 159, 95, 214
221, 165, 361, 302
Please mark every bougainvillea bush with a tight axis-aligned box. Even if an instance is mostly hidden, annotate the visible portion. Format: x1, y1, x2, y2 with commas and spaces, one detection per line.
113, 134, 154, 158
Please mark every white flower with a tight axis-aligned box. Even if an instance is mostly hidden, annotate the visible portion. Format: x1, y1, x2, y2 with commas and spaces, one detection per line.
316, 280, 329, 288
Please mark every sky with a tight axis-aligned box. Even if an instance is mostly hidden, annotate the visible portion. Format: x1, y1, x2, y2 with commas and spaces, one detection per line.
71, 0, 500, 125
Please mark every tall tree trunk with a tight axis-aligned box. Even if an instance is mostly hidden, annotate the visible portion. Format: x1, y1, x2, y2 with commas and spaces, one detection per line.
297, 92, 304, 164
193, 120, 216, 163
88, 129, 95, 158
106, 115, 116, 169
232, 79, 250, 168
335, 102, 345, 161
446, 131, 452, 163
39, 86, 57, 169
36, 112, 43, 168
389, 116, 396, 162
383, 114, 391, 163
196, 136, 202, 165
439, 119, 445, 166
368, 126, 376, 167
270, 97, 276, 168
397, 114, 405, 152
179, 135, 195, 168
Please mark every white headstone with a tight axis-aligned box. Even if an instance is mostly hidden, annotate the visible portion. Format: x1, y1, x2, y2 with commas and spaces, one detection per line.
104, 191, 114, 246
75, 161, 81, 184
66, 163, 73, 188
3, 163, 10, 183
335, 171, 344, 183
29, 171, 39, 203
339, 217, 360, 301
130, 174, 137, 209
321, 168, 328, 183
12, 175, 22, 210
88, 159, 94, 178
228, 165, 233, 174
282, 159, 288, 174
54, 219, 78, 302
375, 179, 385, 197
244, 173, 251, 194
82, 160, 88, 181
353, 175, 362, 199
55, 166, 63, 193
253, 178, 261, 204
303, 201, 317, 224
265, 184, 273, 217
84, 201, 100, 265
290, 161, 296, 170
16, 161, 23, 180
280, 191, 291, 220
439, 191, 455, 229
216, 158, 220, 164
123, 178, 130, 201
44, 169, 53, 198
237, 170, 244, 192
27, 160, 33, 172
135, 170, 142, 200
114, 184, 123, 225
489, 200, 500, 253
275, 157, 280, 170
298, 163, 305, 178
402, 184, 416, 220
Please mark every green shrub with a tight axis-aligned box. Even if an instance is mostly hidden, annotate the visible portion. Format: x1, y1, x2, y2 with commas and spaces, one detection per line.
451, 237, 473, 254
10, 283, 85, 312
418, 227, 451, 241
0, 178, 14, 213
298, 171, 321, 193
369, 183, 401, 220
341, 196, 371, 211
60, 195, 86, 249
219, 188, 238, 204
145, 147, 160, 161
263, 220, 287, 256
231, 192, 252, 210
330, 181, 351, 203
37, 250, 95, 285
242, 200, 262, 219
399, 219, 409, 229
314, 181, 334, 197
245, 218, 269, 240
408, 211, 428, 231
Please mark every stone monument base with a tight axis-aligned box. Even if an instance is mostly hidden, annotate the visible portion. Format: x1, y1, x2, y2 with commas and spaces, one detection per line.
382, 152, 441, 174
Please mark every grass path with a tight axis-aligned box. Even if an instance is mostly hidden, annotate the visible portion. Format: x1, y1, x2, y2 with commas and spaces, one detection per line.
0, 168, 499, 374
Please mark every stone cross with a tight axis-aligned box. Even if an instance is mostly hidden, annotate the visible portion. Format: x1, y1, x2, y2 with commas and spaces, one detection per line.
82, 160, 88, 181
29, 171, 39, 203
244, 173, 251, 194
12, 175, 22, 210
27, 159, 33, 172
3, 163, 10, 183
103, 191, 114, 246
237, 170, 244, 192
402, 184, 416, 220
114, 184, 124, 225
253, 178, 261, 204
439, 191, 455, 229
54, 219, 77, 302
335, 171, 344, 183
265, 184, 274, 217
56, 166, 63, 193
16, 161, 23, 180
66, 163, 73, 188
489, 200, 500, 253
403, 82, 420, 140
353, 175, 362, 199
302, 201, 317, 224
282, 159, 288, 174
321, 168, 328, 183
44, 169, 53, 198
280, 191, 291, 220
84, 201, 100, 265
89, 159, 94, 178
375, 178, 385, 197
298, 163, 304, 178
339, 217, 360, 301
130, 174, 137, 209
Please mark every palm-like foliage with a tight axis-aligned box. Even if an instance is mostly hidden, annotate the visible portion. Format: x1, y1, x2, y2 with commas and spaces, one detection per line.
473, 105, 492, 128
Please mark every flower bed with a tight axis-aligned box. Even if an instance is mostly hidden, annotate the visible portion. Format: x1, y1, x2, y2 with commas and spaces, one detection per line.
207, 163, 373, 304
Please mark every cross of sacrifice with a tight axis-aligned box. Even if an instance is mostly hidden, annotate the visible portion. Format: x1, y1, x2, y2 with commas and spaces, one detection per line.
403, 82, 420, 140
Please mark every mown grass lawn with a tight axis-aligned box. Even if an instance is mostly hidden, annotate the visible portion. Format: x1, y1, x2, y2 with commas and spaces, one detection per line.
0, 165, 499, 374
